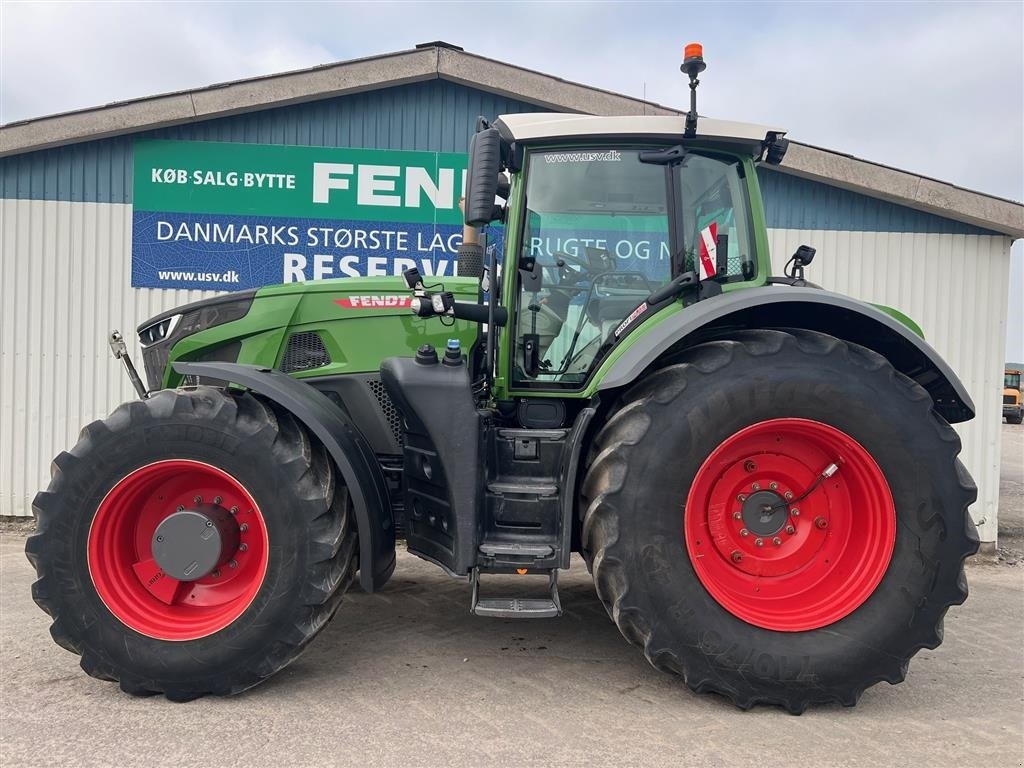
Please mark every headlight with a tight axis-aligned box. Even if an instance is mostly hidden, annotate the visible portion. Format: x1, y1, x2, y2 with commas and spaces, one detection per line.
136, 290, 256, 390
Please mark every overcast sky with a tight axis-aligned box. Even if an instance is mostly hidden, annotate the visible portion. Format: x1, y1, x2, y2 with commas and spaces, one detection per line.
2, 0, 1021, 357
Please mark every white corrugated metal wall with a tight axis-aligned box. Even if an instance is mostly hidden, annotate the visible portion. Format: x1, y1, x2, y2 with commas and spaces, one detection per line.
0, 199, 1013, 544
0, 199, 218, 518
767, 228, 1011, 543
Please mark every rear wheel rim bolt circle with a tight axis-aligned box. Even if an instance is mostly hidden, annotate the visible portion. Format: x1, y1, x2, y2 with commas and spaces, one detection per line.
230, 506, 239, 515
754, 537, 764, 547
744, 461, 756, 472
772, 537, 782, 546
740, 529, 749, 537
785, 525, 796, 535
737, 494, 747, 502
229, 559, 239, 569
815, 517, 828, 529
751, 482, 760, 491
731, 551, 743, 562
213, 496, 222, 505
240, 523, 249, 532
791, 508, 800, 517
784, 491, 793, 500
239, 543, 248, 552
176, 505, 184, 513
193, 496, 202, 505
732, 511, 742, 520
769, 482, 778, 490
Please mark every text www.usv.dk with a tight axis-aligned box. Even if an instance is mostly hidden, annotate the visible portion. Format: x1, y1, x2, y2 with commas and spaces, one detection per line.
156, 270, 241, 283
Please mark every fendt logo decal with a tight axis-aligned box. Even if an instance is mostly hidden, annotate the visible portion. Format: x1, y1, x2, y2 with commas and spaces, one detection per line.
335, 295, 414, 309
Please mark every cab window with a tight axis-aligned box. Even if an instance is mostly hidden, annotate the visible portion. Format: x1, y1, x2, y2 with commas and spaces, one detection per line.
514, 148, 672, 385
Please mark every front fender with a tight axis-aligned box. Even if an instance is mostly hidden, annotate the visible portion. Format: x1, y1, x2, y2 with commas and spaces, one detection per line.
597, 286, 975, 423
173, 361, 395, 591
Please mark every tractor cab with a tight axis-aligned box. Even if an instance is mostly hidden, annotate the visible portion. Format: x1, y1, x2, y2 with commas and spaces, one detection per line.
380, 54, 792, 615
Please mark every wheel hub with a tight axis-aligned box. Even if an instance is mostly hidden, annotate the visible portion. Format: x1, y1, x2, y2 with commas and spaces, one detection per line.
684, 418, 896, 632
151, 504, 240, 581
741, 490, 788, 536
88, 459, 269, 641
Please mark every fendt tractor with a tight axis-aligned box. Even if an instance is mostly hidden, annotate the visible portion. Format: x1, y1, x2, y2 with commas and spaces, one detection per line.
27, 47, 979, 713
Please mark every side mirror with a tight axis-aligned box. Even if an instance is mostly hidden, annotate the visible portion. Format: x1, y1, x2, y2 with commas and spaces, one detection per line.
464, 127, 502, 227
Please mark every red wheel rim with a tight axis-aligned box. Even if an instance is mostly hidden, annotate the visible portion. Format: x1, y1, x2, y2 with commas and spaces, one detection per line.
684, 418, 895, 631
88, 460, 269, 641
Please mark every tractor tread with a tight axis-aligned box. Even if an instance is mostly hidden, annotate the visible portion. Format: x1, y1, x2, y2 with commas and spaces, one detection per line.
580, 328, 978, 714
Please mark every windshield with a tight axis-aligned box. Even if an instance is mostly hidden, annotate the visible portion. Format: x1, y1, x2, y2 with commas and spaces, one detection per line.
1007, 372, 1021, 390
512, 147, 753, 386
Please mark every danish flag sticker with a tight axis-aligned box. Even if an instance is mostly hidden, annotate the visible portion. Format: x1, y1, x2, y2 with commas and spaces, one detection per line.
698, 222, 718, 280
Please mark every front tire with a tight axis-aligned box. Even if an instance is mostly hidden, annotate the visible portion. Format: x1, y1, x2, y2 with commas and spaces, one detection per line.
26, 387, 357, 700
580, 329, 978, 712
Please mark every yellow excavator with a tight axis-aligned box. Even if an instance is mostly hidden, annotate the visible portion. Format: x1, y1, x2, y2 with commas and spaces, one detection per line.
1005, 367, 1023, 424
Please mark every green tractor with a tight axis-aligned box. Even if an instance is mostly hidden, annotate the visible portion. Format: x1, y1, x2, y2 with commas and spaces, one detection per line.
27, 48, 978, 712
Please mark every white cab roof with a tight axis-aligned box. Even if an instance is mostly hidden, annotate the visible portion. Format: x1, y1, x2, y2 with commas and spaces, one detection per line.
495, 113, 785, 146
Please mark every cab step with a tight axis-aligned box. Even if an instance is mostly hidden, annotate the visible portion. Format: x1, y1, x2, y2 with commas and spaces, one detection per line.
469, 567, 562, 619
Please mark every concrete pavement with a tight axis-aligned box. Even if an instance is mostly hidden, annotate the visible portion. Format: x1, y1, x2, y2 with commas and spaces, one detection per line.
2, 535, 1022, 768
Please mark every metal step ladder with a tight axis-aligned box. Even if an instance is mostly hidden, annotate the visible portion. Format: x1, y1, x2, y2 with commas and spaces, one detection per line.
469, 566, 562, 619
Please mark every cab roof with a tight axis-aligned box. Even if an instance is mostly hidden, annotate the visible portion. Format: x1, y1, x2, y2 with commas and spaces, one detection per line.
494, 113, 786, 156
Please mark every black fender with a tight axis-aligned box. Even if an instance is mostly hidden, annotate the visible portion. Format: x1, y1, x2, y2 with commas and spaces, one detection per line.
174, 361, 395, 591
598, 285, 975, 424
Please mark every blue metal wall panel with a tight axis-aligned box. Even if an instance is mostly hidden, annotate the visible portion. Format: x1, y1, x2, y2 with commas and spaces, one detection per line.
0, 78, 1000, 237
0, 79, 545, 204
757, 166, 994, 235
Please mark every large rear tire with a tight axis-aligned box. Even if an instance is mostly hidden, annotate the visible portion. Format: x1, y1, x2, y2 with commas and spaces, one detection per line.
580, 329, 978, 712
26, 387, 356, 700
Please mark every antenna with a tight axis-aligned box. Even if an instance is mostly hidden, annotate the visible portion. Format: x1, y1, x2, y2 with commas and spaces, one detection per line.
680, 42, 706, 139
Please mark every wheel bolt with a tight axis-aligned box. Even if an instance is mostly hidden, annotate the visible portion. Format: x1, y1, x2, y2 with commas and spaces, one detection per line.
740, 528, 749, 537
737, 494, 747, 502
772, 537, 782, 546
769, 482, 778, 490
205, 520, 213, 528
784, 491, 793, 500
156, 535, 164, 542
239, 543, 248, 552
751, 482, 761, 491
213, 496, 222, 505
193, 496, 202, 504
230, 506, 239, 515
731, 550, 743, 562
815, 516, 828, 529
785, 525, 796, 535
791, 508, 800, 517
229, 559, 238, 569
744, 461, 756, 472
754, 537, 764, 547
733, 511, 742, 520
176, 505, 185, 513
211, 570, 220, 578
239, 523, 249, 532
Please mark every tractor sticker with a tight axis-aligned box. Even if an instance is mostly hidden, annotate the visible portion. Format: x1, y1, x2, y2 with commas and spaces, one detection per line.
614, 301, 649, 338
335, 295, 414, 309
698, 222, 718, 280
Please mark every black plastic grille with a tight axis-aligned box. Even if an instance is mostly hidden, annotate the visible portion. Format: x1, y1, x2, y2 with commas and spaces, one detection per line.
368, 378, 403, 445
280, 332, 331, 373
